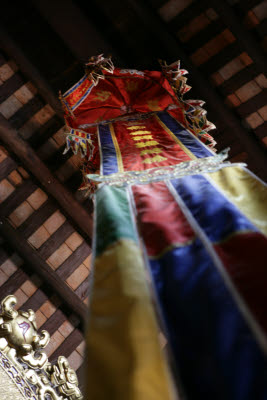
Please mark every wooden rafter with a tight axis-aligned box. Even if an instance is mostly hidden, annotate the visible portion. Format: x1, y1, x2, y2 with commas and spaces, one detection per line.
33, 0, 120, 63
0, 26, 63, 118
0, 115, 93, 240
210, 0, 267, 77
0, 218, 87, 323
125, 0, 267, 179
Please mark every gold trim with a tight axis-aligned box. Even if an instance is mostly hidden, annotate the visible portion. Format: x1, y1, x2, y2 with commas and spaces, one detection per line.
97, 124, 104, 175
149, 239, 195, 260
213, 229, 255, 246
155, 114, 196, 160
109, 123, 124, 173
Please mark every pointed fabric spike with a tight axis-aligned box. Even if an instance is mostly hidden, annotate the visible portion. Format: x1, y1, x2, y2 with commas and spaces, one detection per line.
160, 59, 216, 149
63, 127, 95, 160
186, 99, 205, 107
85, 54, 114, 86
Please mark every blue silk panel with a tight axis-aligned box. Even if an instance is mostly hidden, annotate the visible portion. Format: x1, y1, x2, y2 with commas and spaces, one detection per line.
150, 238, 267, 400
98, 124, 119, 175
147, 174, 267, 400
171, 174, 257, 241
157, 111, 214, 158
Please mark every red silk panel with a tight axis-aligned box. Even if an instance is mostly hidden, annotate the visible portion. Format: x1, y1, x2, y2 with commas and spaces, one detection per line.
132, 182, 195, 257
113, 115, 192, 172
214, 232, 267, 334
64, 68, 180, 129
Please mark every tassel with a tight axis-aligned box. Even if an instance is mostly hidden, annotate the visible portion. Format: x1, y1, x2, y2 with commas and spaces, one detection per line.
63, 127, 95, 160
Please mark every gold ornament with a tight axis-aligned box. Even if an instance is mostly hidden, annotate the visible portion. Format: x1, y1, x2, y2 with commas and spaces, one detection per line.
0, 295, 83, 400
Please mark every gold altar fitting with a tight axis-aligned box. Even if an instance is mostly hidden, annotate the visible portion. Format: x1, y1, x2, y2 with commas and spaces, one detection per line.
0, 294, 83, 400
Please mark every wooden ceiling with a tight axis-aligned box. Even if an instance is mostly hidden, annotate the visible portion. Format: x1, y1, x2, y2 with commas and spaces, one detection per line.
0, 0, 266, 392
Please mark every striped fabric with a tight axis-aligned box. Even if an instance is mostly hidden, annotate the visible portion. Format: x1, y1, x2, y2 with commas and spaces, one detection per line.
132, 168, 267, 400
85, 185, 175, 400
63, 64, 267, 400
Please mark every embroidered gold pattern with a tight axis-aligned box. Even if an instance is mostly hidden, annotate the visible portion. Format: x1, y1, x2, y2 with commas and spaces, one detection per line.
140, 147, 162, 156
129, 130, 152, 135
125, 81, 139, 92
94, 116, 104, 123
147, 100, 161, 111
94, 90, 111, 102
126, 126, 146, 130
133, 135, 153, 141
135, 140, 159, 148
142, 155, 167, 164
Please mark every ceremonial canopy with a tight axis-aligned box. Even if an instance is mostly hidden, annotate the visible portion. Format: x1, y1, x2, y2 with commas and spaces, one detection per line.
0, 2, 267, 399
61, 55, 267, 400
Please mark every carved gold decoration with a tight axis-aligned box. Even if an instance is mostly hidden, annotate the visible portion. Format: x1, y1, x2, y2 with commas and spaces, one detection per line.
47, 356, 82, 399
0, 295, 83, 400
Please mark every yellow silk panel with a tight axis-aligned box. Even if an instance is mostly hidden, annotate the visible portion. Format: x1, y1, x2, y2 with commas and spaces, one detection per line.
209, 166, 267, 236
84, 239, 175, 400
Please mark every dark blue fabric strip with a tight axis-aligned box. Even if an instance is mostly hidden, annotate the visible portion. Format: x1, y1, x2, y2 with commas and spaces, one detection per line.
150, 240, 267, 400
157, 111, 214, 158
99, 124, 119, 175
170, 174, 257, 242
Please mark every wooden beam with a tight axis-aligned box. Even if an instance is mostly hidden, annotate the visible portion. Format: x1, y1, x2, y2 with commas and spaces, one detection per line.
220, 64, 259, 96
0, 269, 28, 300
210, 0, 267, 77
9, 96, 44, 130
185, 20, 225, 54
18, 201, 57, 238
33, 0, 122, 63
169, 0, 208, 31
0, 26, 63, 118
0, 115, 93, 239
199, 42, 240, 75
38, 221, 75, 259
0, 73, 24, 103
126, 0, 267, 179
0, 157, 17, 181
0, 217, 87, 323
50, 328, 83, 361
236, 90, 267, 118
1, 180, 37, 216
